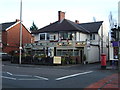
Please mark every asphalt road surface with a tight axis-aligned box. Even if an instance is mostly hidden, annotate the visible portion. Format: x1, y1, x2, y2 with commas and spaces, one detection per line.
2, 61, 118, 88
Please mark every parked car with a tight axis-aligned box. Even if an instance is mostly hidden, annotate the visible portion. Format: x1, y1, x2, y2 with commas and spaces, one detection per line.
0, 52, 12, 61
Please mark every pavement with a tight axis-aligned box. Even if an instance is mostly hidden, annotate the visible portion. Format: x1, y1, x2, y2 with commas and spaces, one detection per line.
2, 60, 119, 69
2, 61, 120, 89
85, 73, 119, 89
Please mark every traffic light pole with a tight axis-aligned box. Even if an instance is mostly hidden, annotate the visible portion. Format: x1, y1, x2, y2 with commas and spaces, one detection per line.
111, 26, 119, 70
118, 27, 120, 70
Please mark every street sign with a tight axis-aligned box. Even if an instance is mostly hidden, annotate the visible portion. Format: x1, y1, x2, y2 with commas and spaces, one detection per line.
112, 41, 120, 47
53, 56, 61, 64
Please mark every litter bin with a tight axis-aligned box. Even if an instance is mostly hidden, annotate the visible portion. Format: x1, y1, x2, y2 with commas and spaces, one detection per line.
101, 53, 106, 69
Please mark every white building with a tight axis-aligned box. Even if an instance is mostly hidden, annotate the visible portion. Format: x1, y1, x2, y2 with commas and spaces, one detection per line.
118, 1, 120, 27
25, 11, 108, 64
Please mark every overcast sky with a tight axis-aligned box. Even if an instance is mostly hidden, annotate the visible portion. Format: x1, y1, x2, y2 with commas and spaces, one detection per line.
0, 0, 119, 30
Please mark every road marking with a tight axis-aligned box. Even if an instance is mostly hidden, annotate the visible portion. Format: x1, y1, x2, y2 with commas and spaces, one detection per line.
18, 78, 40, 80
1, 76, 16, 80
55, 71, 93, 81
13, 74, 31, 77
34, 76, 49, 80
6, 72, 13, 75
2, 72, 49, 81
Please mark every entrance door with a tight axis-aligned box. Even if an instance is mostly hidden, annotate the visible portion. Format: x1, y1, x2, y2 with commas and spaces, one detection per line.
79, 49, 83, 63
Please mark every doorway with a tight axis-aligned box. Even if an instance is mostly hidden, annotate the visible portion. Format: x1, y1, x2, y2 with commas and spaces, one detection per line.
79, 49, 84, 63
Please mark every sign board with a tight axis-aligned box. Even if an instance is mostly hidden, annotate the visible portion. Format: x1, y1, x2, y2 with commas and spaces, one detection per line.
53, 56, 61, 64
112, 41, 120, 47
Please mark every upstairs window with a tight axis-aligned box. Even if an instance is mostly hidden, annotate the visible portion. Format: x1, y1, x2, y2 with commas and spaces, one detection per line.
40, 34, 45, 40
47, 34, 50, 40
40, 33, 49, 40
60, 32, 73, 40
90, 34, 95, 40
50, 35, 56, 40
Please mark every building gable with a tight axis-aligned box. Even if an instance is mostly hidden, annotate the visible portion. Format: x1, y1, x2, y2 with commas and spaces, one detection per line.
1, 21, 16, 31
79, 21, 103, 33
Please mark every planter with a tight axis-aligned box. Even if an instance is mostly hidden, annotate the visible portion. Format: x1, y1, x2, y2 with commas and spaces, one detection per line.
33, 57, 53, 65
11, 56, 32, 64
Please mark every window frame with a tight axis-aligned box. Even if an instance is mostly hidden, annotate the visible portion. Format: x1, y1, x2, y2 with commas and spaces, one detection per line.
90, 34, 95, 40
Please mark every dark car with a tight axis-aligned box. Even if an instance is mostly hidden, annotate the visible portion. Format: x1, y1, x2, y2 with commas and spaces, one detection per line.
0, 52, 12, 61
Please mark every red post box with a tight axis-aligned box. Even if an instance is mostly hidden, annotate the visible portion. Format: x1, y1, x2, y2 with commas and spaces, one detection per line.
101, 53, 106, 69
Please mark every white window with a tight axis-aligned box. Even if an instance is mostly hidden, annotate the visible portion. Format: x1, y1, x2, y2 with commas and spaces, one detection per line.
39, 33, 49, 40
40, 34, 45, 40
60, 32, 73, 40
50, 35, 56, 40
90, 34, 95, 40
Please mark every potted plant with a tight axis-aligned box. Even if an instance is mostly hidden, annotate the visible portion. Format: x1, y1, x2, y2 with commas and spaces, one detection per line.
61, 56, 66, 65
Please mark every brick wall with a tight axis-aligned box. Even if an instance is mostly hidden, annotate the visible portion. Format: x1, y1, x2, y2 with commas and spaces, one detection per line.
2, 23, 33, 54
58, 11, 65, 21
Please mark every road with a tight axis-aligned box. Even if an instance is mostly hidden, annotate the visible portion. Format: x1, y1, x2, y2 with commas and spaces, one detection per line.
2, 61, 118, 89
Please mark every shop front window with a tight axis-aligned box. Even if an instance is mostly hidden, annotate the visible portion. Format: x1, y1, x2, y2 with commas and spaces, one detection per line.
56, 49, 78, 56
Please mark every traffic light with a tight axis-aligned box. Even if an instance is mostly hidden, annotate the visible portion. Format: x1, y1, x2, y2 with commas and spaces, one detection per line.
111, 28, 116, 39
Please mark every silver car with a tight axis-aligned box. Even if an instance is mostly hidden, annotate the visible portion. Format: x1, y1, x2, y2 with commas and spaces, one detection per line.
0, 52, 12, 61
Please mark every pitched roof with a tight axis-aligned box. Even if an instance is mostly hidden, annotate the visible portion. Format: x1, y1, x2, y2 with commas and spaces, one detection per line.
32, 19, 103, 34
79, 21, 103, 33
32, 19, 89, 34
1, 20, 32, 34
1, 21, 16, 31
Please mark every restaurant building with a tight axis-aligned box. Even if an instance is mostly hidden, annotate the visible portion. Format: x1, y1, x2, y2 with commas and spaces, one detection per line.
24, 11, 107, 64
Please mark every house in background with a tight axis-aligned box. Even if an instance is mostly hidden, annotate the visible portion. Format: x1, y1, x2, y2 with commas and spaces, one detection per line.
24, 11, 107, 63
1, 19, 34, 54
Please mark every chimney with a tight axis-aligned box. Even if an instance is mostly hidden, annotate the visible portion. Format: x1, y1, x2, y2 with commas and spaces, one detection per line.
75, 20, 79, 24
16, 19, 20, 22
58, 11, 65, 22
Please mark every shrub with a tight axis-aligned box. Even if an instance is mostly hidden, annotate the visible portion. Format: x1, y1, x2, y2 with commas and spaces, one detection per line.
70, 59, 76, 64
61, 57, 66, 65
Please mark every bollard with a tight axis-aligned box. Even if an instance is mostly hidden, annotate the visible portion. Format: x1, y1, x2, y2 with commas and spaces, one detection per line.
101, 53, 106, 69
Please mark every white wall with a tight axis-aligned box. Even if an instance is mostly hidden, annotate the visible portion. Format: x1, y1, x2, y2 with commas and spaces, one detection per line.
90, 34, 100, 45
109, 46, 114, 60
79, 32, 87, 41
98, 23, 108, 60
84, 46, 100, 63
33, 34, 40, 41
76, 32, 80, 41
34, 31, 88, 42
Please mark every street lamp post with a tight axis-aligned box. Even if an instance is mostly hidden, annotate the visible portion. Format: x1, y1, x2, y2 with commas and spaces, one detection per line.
19, 0, 22, 64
